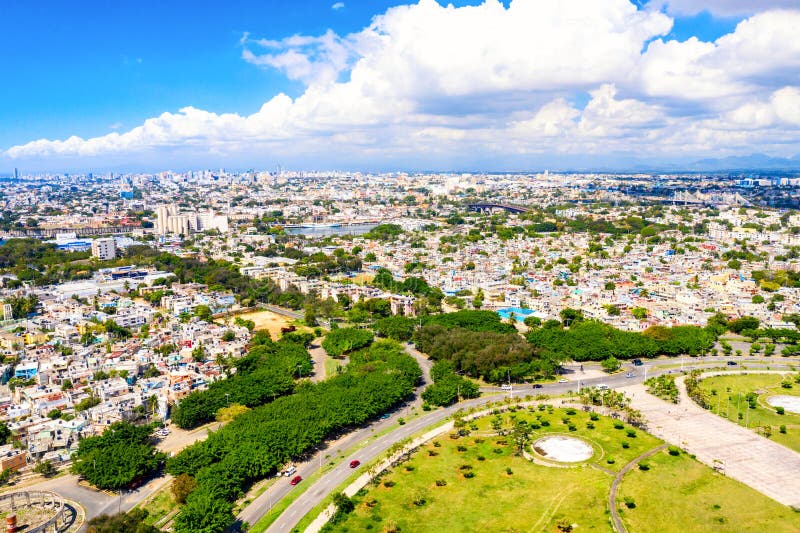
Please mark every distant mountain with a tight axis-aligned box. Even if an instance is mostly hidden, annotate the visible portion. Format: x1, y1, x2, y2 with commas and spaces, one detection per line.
688, 153, 800, 171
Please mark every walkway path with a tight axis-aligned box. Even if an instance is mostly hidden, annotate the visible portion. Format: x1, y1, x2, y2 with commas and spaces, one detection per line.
621, 375, 800, 508
608, 444, 667, 533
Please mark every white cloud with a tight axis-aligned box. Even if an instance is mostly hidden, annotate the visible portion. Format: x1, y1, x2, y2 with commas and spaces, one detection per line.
653, 0, 799, 17
639, 10, 800, 104
332, 2, 345, 10
5, 0, 800, 169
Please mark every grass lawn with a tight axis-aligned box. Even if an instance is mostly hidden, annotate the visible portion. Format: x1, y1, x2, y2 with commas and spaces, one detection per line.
327, 406, 661, 533
326, 405, 800, 533
697, 373, 800, 452
325, 357, 343, 378
137, 485, 178, 526
618, 449, 800, 532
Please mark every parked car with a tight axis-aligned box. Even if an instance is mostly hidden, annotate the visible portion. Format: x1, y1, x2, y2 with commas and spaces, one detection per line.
349, 460, 361, 468
501, 384, 512, 391
532, 384, 543, 389
380, 413, 391, 419
727, 361, 737, 366
632, 359, 643, 366
290, 475, 302, 486
558, 378, 568, 383
625, 372, 635, 378
284, 466, 297, 477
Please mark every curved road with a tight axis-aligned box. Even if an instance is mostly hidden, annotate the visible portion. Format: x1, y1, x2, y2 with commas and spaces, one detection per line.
250, 354, 799, 533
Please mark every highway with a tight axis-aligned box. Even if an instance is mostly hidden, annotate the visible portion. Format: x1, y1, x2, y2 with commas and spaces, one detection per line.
240, 353, 798, 533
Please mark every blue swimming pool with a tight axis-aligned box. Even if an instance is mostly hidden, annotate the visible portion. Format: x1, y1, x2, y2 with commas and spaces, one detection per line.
496, 307, 535, 321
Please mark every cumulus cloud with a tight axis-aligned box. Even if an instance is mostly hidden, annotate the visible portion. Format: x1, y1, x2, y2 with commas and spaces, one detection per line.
653, 0, 799, 17
332, 2, 344, 9
4, 0, 800, 169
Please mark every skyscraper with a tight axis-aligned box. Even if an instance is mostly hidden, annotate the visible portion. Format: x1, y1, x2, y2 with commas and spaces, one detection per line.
13, 168, 18, 180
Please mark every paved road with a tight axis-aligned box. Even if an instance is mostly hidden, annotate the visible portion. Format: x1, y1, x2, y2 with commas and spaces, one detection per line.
253, 355, 800, 532
25, 473, 170, 524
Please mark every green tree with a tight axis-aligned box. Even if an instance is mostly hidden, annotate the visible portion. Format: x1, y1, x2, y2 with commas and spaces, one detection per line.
601, 356, 621, 373
71, 422, 165, 490
171, 473, 197, 504
194, 305, 213, 323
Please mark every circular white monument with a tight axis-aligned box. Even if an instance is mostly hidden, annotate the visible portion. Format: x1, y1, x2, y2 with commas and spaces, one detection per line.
766, 395, 800, 414
532, 436, 594, 462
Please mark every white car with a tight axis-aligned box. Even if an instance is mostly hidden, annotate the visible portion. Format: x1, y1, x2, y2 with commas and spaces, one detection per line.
597, 384, 609, 390
500, 384, 512, 391
558, 378, 568, 383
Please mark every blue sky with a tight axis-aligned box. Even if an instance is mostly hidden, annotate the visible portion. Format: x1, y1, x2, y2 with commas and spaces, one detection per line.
3, 0, 799, 172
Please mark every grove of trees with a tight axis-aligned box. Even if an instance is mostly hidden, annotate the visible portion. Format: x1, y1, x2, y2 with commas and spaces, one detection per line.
71, 422, 165, 490
322, 327, 374, 357
166, 340, 421, 532
171, 337, 310, 429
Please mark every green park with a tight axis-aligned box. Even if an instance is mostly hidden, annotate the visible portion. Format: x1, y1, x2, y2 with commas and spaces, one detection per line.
696, 372, 800, 453
324, 406, 800, 533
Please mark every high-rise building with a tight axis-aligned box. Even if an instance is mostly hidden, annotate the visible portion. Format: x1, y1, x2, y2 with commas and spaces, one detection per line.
91, 238, 116, 260
13, 168, 18, 180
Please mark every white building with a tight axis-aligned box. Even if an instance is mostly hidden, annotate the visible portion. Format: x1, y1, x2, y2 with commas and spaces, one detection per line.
91, 238, 116, 260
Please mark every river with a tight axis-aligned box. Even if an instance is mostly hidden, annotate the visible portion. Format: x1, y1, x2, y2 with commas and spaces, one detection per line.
283, 223, 378, 237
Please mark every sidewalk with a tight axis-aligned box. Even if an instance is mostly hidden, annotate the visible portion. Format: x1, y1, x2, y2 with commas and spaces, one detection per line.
622, 378, 800, 508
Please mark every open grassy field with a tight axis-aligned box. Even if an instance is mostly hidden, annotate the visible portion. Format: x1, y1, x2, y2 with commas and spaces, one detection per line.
697, 373, 800, 452
326, 406, 800, 533
618, 448, 800, 532
327, 406, 659, 533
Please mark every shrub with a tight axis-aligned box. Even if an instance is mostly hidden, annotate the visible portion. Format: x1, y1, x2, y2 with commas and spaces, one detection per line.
383, 480, 396, 488
435, 479, 447, 487
607, 457, 615, 464
668, 446, 680, 456
776, 407, 785, 415
427, 450, 438, 457
505, 467, 513, 475
623, 496, 636, 509
586, 422, 595, 429
456, 445, 467, 452
638, 462, 650, 471
780, 425, 787, 434
433, 441, 441, 447
463, 471, 476, 478
568, 424, 577, 432
565, 408, 576, 415
589, 413, 599, 421
614, 422, 624, 430
626, 429, 636, 438
621, 441, 630, 449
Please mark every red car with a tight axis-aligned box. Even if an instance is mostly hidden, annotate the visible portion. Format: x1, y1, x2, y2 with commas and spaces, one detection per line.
349, 460, 361, 469
289, 475, 302, 486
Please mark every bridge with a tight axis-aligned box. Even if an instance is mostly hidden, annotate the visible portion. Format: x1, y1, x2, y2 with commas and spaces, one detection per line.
467, 203, 531, 214
0, 225, 140, 239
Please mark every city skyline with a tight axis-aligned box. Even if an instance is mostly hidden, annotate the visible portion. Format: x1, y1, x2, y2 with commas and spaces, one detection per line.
3, 0, 800, 172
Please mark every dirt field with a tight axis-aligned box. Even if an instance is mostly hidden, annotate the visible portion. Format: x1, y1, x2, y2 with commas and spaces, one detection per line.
233, 310, 292, 339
